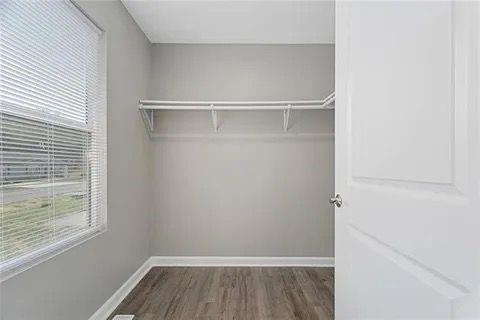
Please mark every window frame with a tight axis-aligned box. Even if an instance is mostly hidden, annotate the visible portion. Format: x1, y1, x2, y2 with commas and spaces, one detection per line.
0, 0, 107, 282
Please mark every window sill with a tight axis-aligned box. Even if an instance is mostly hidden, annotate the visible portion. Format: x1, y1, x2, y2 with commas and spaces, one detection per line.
0, 226, 107, 282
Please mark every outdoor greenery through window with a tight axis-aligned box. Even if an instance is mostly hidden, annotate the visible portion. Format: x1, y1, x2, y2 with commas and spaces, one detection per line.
0, 0, 106, 279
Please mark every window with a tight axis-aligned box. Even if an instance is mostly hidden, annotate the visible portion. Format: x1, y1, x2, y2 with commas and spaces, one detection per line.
0, 0, 106, 280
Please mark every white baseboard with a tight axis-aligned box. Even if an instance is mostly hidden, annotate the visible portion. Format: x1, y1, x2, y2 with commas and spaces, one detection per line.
88, 258, 153, 320
150, 256, 335, 267
89, 256, 334, 320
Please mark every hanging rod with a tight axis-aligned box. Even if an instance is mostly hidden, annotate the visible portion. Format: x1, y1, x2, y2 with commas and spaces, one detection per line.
139, 91, 335, 134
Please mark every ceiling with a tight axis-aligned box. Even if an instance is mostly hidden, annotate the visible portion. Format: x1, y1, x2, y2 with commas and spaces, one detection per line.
121, 1, 335, 44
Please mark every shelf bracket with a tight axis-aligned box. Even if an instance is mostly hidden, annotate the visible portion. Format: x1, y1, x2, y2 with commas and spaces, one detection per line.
211, 105, 219, 132
283, 104, 291, 132
140, 108, 154, 132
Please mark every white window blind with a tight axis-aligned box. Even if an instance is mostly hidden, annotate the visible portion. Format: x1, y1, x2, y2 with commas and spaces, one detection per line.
0, 0, 106, 279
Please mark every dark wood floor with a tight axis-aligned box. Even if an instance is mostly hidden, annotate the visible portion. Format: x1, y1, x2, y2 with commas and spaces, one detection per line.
108, 267, 334, 320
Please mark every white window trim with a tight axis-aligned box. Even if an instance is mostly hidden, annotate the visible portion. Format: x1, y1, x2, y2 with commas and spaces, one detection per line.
0, 1, 108, 282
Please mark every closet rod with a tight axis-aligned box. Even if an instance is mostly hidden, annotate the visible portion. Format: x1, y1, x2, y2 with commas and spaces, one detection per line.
140, 99, 329, 106
139, 103, 333, 111
139, 92, 335, 111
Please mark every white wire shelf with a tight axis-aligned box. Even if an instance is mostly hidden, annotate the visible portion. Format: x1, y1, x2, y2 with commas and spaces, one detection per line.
139, 91, 335, 134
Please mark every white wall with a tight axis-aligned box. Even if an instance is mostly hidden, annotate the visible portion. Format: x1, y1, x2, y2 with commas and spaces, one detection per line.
0, 2, 153, 319
149, 44, 335, 257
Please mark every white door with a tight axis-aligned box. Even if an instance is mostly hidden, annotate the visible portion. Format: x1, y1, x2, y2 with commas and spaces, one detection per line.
335, 1, 480, 318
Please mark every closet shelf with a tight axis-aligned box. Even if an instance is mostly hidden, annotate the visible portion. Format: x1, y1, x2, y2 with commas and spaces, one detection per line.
139, 91, 335, 134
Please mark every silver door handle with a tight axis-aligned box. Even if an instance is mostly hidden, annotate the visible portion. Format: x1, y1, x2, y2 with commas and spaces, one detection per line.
329, 194, 343, 208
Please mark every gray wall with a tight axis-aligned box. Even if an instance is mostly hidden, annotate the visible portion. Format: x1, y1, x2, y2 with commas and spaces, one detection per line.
1, 2, 153, 320
149, 44, 335, 257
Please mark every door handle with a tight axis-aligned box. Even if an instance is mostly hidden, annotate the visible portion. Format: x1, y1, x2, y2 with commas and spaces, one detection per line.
329, 194, 343, 208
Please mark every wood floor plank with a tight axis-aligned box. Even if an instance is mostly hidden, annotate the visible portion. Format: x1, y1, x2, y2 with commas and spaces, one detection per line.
108, 267, 334, 320
293, 268, 334, 319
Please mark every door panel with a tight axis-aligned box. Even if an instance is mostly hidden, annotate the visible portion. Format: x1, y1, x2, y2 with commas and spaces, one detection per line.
349, 2, 454, 184
335, 1, 480, 318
